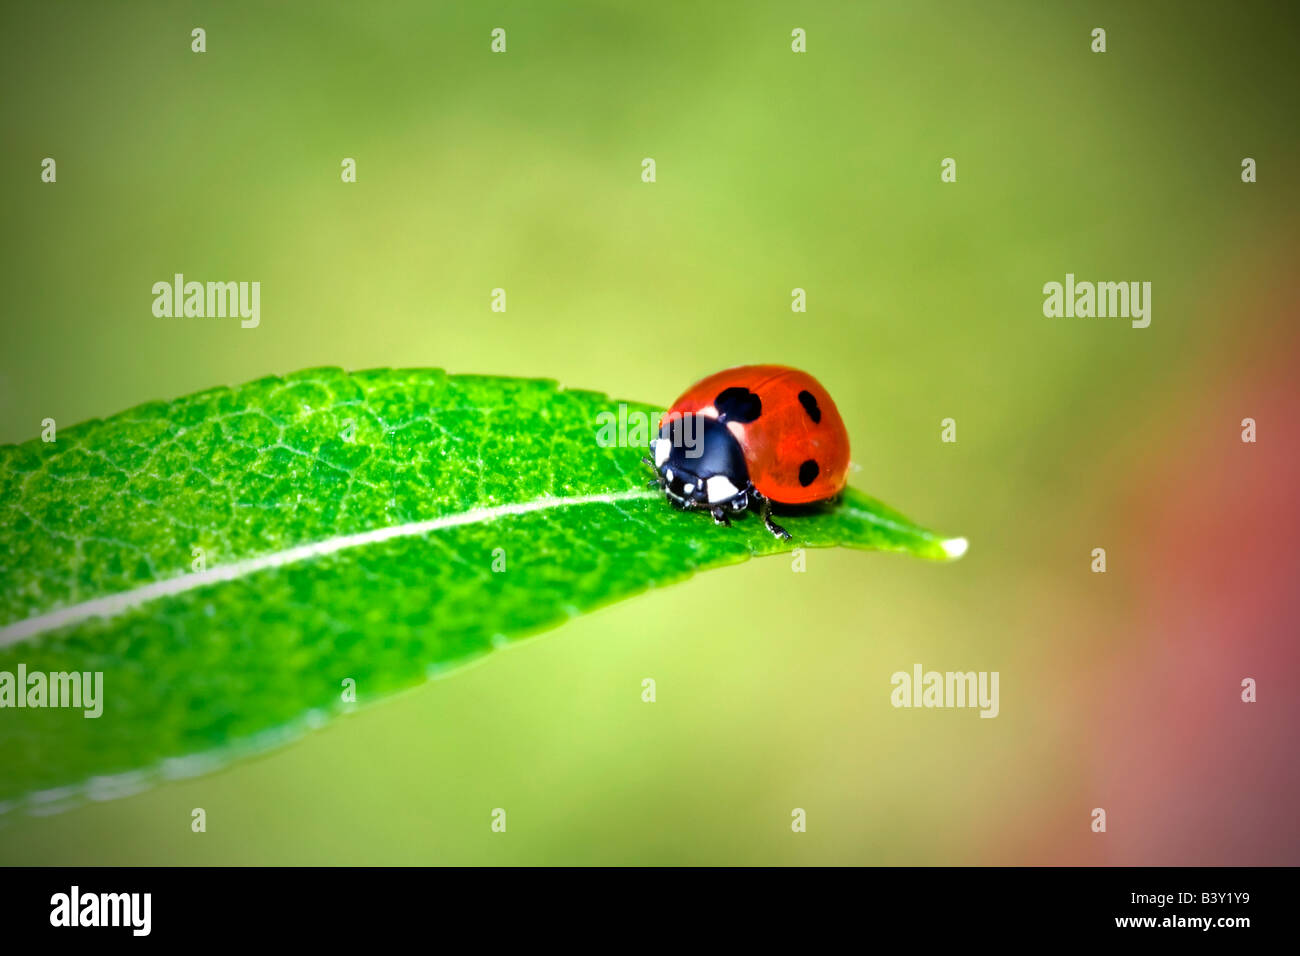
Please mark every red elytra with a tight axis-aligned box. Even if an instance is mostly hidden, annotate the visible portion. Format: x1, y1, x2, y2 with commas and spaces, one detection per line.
659, 365, 850, 505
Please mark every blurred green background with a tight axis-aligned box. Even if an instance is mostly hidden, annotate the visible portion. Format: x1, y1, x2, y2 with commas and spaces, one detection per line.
2, 1, 1297, 864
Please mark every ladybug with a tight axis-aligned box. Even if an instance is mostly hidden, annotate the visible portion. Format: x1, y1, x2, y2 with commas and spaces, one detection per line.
644, 365, 850, 539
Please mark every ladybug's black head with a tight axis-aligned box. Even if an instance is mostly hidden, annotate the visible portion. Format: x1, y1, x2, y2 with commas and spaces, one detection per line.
649, 414, 750, 509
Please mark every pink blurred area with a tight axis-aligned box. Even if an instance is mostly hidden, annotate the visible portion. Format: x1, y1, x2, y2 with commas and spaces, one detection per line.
1093, 320, 1300, 864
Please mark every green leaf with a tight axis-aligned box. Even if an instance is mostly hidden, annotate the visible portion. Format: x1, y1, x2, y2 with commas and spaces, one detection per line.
0, 367, 963, 817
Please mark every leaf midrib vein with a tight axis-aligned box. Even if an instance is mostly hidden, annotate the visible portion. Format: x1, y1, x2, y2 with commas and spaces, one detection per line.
0, 488, 661, 648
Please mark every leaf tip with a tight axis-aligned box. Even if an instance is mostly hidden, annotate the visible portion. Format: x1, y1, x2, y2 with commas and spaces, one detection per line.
940, 536, 969, 560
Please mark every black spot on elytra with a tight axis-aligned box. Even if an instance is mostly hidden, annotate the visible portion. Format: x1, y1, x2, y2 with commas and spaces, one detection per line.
798, 459, 820, 487
714, 386, 762, 423
797, 389, 822, 424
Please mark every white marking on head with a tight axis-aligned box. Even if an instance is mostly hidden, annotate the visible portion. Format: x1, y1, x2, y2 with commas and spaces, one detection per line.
653, 438, 670, 467
706, 475, 739, 503
664, 468, 674, 483
683, 482, 694, 494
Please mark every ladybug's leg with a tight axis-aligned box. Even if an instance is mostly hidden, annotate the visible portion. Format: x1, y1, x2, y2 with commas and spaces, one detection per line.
763, 512, 791, 539
711, 506, 731, 527
757, 496, 791, 540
